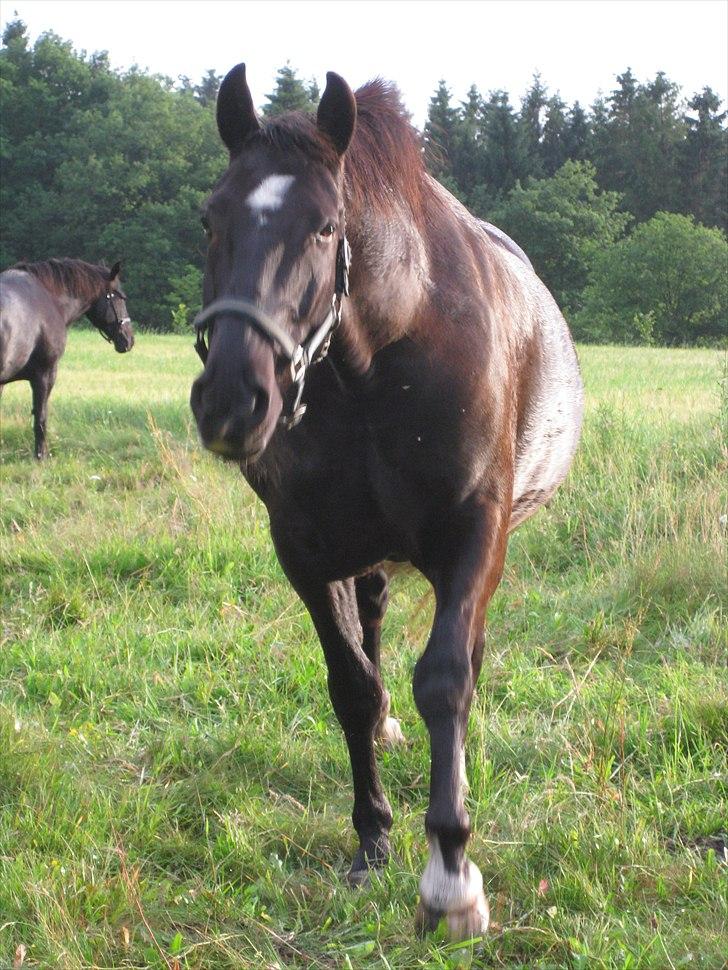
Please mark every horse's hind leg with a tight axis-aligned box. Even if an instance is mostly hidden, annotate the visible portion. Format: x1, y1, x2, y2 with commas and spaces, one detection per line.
413, 497, 508, 941
281, 565, 393, 885
30, 363, 57, 459
356, 569, 405, 748
459, 629, 486, 794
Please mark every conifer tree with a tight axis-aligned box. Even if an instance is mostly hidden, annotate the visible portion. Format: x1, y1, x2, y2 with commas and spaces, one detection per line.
194, 69, 222, 107
565, 101, 590, 161
472, 90, 528, 210
518, 74, 548, 177
681, 88, 727, 230
452, 85, 488, 198
263, 62, 318, 116
423, 80, 460, 184
541, 94, 569, 175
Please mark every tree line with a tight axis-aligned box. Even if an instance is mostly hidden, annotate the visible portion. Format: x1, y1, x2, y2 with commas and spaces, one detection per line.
1, 20, 725, 344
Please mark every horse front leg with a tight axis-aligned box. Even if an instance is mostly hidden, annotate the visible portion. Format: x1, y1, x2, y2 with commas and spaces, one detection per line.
30, 364, 57, 459
413, 498, 508, 941
355, 568, 405, 748
284, 568, 394, 885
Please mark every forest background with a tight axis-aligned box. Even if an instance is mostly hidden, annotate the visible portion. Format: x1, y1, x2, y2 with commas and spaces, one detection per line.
1, 18, 726, 345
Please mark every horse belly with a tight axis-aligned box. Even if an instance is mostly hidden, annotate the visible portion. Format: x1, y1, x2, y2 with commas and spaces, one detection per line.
510, 325, 583, 531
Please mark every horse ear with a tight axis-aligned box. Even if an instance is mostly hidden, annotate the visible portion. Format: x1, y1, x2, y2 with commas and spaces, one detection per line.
317, 71, 356, 156
108, 260, 121, 281
217, 62, 260, 156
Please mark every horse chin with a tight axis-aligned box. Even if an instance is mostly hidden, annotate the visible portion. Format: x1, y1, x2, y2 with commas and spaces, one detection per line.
203, 427, 271, 464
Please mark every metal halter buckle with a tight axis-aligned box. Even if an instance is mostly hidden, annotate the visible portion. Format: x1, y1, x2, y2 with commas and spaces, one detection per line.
290, 344, 306, 385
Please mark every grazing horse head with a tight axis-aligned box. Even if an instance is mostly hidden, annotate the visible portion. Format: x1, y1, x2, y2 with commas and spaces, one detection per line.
86, 261, 135, 353
190, 64, 355, 461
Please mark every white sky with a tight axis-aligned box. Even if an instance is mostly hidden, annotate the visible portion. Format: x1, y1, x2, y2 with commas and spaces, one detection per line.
3, 0, 727, 125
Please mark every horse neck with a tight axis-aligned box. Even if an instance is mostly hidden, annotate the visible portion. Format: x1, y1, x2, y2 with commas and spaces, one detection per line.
54, 287, 100, 327
343, 195, 432, 363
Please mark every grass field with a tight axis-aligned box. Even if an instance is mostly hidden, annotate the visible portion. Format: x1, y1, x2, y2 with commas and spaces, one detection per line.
1, 335, 726, 970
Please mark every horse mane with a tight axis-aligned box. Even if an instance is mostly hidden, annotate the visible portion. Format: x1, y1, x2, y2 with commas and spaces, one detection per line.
345, 80, 426, 220
13, 258, 108, 302
257, 79, 427, 222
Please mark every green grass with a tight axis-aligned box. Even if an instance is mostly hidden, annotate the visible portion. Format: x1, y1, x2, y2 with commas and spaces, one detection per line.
1, 335, 726, 969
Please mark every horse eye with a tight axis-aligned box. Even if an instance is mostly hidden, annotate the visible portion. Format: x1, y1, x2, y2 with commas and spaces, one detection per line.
318, 223, 336, 239
201, 218, 211, 238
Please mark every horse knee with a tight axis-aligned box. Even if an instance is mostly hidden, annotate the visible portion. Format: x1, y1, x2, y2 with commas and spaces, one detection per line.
328, 665, 387, 734
413, 649, 472, 723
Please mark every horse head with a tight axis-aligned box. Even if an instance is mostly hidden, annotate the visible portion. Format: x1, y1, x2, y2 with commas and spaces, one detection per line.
86, 261, 135, 353
190, 64, 356, 461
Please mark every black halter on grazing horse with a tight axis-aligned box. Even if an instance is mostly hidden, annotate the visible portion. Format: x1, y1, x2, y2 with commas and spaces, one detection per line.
0, 258, 134, 458
190, 63, 584, 941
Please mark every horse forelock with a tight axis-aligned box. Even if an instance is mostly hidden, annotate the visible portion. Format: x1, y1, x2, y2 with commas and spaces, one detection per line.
13, 259, 109, 303
253, 80, 427, 226
253, 113, 340, 172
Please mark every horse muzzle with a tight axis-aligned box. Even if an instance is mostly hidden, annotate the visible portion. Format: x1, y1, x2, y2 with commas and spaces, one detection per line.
190, 368, 280, 461
113, 322, 135, 353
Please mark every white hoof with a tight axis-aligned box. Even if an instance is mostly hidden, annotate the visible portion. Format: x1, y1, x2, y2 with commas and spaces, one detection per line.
415, 890, 489, 941
417, 837, 489, 941
444, 890, 489, 941
377, 716, 406, 748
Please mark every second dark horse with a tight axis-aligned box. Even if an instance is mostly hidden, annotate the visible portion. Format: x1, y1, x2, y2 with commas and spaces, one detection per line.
191, 64, 584, 940
0, 258, 134, 457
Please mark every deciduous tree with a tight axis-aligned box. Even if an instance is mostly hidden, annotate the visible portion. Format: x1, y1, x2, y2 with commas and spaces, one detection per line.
575, 212, 728, 344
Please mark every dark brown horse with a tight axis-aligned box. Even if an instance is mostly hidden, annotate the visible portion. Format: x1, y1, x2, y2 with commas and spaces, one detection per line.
0, 258, 134, 457
190, 64, 584, 940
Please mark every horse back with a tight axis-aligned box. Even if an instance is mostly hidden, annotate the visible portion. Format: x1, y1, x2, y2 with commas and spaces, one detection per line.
0, 270, 66, 383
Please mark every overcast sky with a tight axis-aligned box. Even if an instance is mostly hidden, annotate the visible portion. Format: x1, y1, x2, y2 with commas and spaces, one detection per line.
4, 0, 727, 125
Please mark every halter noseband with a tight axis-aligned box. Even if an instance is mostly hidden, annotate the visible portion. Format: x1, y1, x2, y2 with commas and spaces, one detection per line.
193, 236, 351, 429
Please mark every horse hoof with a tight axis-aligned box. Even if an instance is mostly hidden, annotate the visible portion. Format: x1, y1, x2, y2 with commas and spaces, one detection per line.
415, 899, 444, 936
346, 839, 390, 888
445, 890, 489, 941
377, 716, 406, 749
415, 891, 489, 941
346, 865, 371, 888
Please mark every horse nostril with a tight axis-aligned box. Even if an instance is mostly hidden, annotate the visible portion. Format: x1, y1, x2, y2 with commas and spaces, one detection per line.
250, 387, 269, 423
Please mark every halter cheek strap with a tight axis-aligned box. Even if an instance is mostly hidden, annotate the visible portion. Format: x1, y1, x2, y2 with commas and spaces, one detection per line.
193, 235, 351, 429
106, 292, 132, 328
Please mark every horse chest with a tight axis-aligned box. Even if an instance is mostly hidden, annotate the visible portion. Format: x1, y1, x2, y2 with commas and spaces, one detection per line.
250, 419, 402, 580
255, 374, 489, 579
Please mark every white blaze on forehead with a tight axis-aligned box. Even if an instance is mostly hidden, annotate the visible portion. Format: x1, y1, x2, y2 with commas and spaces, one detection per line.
246, 174, 295, 217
